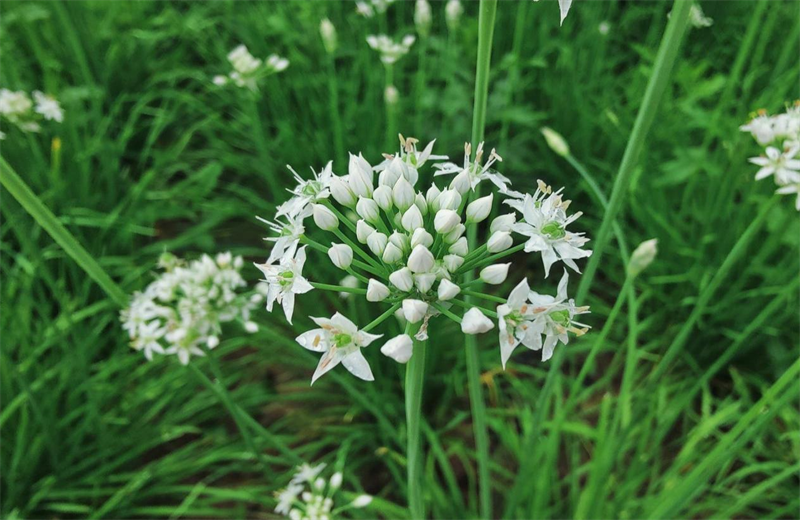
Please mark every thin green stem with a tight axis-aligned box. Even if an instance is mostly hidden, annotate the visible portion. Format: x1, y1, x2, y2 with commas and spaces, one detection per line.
331, 227, 385, 273
310, 282, 367, 295
323, 200, 357, 234
458, 243, 524, 274
404, 320, 426, 519
0, 157, 129, 306
362, 302, 401, 332
461, 289, 506, 304
430, 302, 462, 324
575, 0, 693, 303
449, 298, 498, 318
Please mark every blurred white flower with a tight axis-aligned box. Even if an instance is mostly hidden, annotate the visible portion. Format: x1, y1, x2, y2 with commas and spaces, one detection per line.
214, 44, 288, 91
320, 19, 338, 54
277, 162, 334, 220
32, 91, 64, 122
748, 145, 800, 185
415, 0, 432, 38
384, 84, 399, 105
366, 34, 416, 65
445, 0, 463, 31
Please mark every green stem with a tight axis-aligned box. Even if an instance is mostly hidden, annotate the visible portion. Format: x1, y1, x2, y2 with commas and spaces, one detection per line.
404, 320, 426, 519
430, 302, 462, 324
458, 243, 524, 274
575, 0, 692, 304
0, 157, 129, 306
326, 57, 346, 168
498, 0, 529, 152
461, 289, 506, 304
385, 64, 396, 151
310, 282, 367, 295
363, 302, 401, 332
449, 298, 498, 318
331, 227, 385, 273
323, 200, 357, 234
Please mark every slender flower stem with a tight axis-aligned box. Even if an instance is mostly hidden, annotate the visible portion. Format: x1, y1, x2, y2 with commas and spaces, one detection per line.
430, 302, 462, 324
464, 243, 488, 262
301, 235, 386, 278
404, 320, 426, 519
449, 298, 498, 318
346, 267, 370, 284
466, 1, 498, 517
461, 289, 506, 304
331, 227, 386, 273
0, 157, 129, 306
458, 243, 525, 274
310, 282, 367, 294
575, 0, 693, 303
322, 200, 357, 234
362, 302, 401, 332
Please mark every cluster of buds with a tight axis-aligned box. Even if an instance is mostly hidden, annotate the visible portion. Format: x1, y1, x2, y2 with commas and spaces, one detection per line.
275, 462, 372, 520
257, 135, 593, 384
120, 252, 261, 365
212, 44, 289, 91
740, 102, 800, 210
366, 34, 416, 65
0, 88, 63, 138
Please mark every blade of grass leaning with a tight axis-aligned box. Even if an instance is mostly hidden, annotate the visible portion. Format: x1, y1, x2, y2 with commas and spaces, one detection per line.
575, 0, 693, 303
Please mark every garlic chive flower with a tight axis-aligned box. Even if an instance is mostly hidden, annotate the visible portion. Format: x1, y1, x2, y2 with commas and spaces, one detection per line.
120, 252, 259, 365
415, 0, 432, 38
319, 18, 337, 55
366, 34, 416, 65
0, 88, 63, 135
212, 44, 288, 91
258, 134, 593, 382
275, 461, 373, 519
741, 102, 800, 211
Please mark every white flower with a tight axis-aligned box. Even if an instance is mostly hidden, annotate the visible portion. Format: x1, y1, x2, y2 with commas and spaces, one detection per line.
445, 0, 463, 30
509, 182, 592, 277
437, 279, 461, 300
266, 54, 290, 72
328, 244, 354, 270
339, 275, 359, 299
749, 146, 800, 185
415, 0, 432, 37
277, 162, 334, 219
329, 472, 343, 490
434, 209, 460, 234
260, 213, 308, 264
393, 176, 416, 211
402, 299, 428, 323
541, 127, 569, 157
434, 142, 510, 193
348, 153, 374, 198
356, 197, 381, 223
740, 113, 776, 145
356, 220, 376, 243
312, 204, 339, 230
466, 193, 493, 223
449, 237, 469, 257
496, 278, 554, 368
382, 242, 403, 263
381, 334, 414, 363
414, 273, 436, 293
688, 4, 713, 28
411, 228, 434, 248
292, 463, 328, 484
366, 34, 416, 65
390, 267, 414, 292
443, 254, 464, 272
558, 0, 573, 25
296, 313, 382, 384
356, 1, 374, 17
407, 244, 434, 273
32, 91, 63, 122
598, 21, 611, 36
256, 246, 314, 323
320, 18, 337, 54
367, 231, 388, 256
435, 189, 462, 211
442, 223, 465, 244
487, 231, 513, 253
330, 175, 356, 207
367, 279, 390, 302
275, 484, 303, 515
461, 308, 494, 334
525, 271, 590, 361
414, 192, 428, 215
373, 185, 394, 210
628, 239, 658, 278
402, 205, 424, 232
490, 213, 516, 233
352, 495, 373, 508
385, 85, 399, 105
480, 263, 510, 285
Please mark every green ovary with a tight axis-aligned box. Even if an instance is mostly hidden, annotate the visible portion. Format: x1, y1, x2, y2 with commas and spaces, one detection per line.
541, 221, 566, 239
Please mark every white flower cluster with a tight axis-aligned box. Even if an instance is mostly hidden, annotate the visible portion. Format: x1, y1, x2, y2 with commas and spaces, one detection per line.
355, 0, 395, 18
366, 34, 416, 65
120, 252, 260, 365
0, 88, 63, 138
275, 462, 372, 520
257, 135, 593, 384
212, 44, 289, 91
740, 102, 800, 210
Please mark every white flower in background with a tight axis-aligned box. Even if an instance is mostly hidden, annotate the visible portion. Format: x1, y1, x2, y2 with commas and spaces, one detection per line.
260, 135, 593, 381
276, 462, 373, 519
526, 270, 590, 361
689, 4, 713, 28
509, 180, 592, 277
366, 34, 416, 65
415, 0, 432, 38
255, 246, 314, 324
296, 313, 382, 384
497, 278, 536, 368
598, 21, 611, 36
385, 84, 399, 105
355, 1, 375, 17
0, 88, 64, 133
445, 0, 463, 31
120, 252, 259, 365
628, 238, 658, 278
748, 145, 800, 185
339, 275, 359, 299
32, 91, 64, 122
320, 19, 338, 55
213, 44, 288, 91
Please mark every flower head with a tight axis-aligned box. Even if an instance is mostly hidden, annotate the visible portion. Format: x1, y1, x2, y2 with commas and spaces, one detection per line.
213, 44, 288, 91
255, 246, 313, 324
366, 34, 416, 65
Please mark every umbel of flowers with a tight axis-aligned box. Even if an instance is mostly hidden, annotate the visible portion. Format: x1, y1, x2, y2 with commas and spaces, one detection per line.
274, 462, 372, 520
0, 88, 63, 139
256, 135, 592, 384
740, 101, 800, 210
120, 252, 261, 365
212, 44, 289, 91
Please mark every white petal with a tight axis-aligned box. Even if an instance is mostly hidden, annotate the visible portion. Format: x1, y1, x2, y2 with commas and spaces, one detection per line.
311, 349, 342, 385
341, 350, 374, 381
296, 328, 328, 352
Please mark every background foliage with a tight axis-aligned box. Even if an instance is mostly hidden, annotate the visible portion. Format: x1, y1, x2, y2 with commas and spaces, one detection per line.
1, 1, 798, 518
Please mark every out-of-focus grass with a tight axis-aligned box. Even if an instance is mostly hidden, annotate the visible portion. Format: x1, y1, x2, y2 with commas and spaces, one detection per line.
1, 1, 798, 519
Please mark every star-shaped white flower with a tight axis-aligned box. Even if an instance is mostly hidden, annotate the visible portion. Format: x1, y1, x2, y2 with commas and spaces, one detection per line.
259, 208, 310, 264
296, 312, 382, 384
276, 162, 334, 219
255, 246, 313, 324
749, 145, 800, 185
496, 278, 539, 368
434, 142, 511, 193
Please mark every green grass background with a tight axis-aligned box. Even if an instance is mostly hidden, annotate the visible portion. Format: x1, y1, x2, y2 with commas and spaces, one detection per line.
1, 1, 799, 518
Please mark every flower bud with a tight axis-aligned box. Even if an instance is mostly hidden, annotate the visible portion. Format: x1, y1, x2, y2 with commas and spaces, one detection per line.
426, 184, 442, 209
352, 495, 373, 508
449, 237, 469, 256
389, 267, 414, 292
356, 197, 381, 224
541, 126, 570, 158
415, 0, 432, 38
378, 157, 403, 187
382, 242, 403, 263
414, 192, 428, 216
628, 238, 658, 278
389, 231, 410, 252
487, 231, 513, 252
408, 245, 434, 273
435, 189, 461, 211
330, 176, 356, 206
490, 213, 516, 233
480, 263, 510, 284
393, 176, 415, 212
381, 334, 413, 363
446, 0, 463, 30
330, 471, 343, 490
410, 228, 433, 248
367, 232, 388, 256
434, 209, 460, 234
348, 153, 374, 197
373, 185, 394, 211
328, 243, 353, 270
356, 220, 376, 243
414, 273, 436, 293
437, 279, 460, 300
443, 254, 464, 272
461, 308, 495, 334
320, 18, 337, 55
401, 205, 424, 232
443, 223, 465, 244
450, 170, 471, 194
313, 204, 339, 230
384, 85, 399, 106
367, 278, 390, 302
402, 299, 428, 323
466, 193, 493, 223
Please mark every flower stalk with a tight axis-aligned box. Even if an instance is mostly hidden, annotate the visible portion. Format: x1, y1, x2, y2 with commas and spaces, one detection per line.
404, 320, 426, 519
